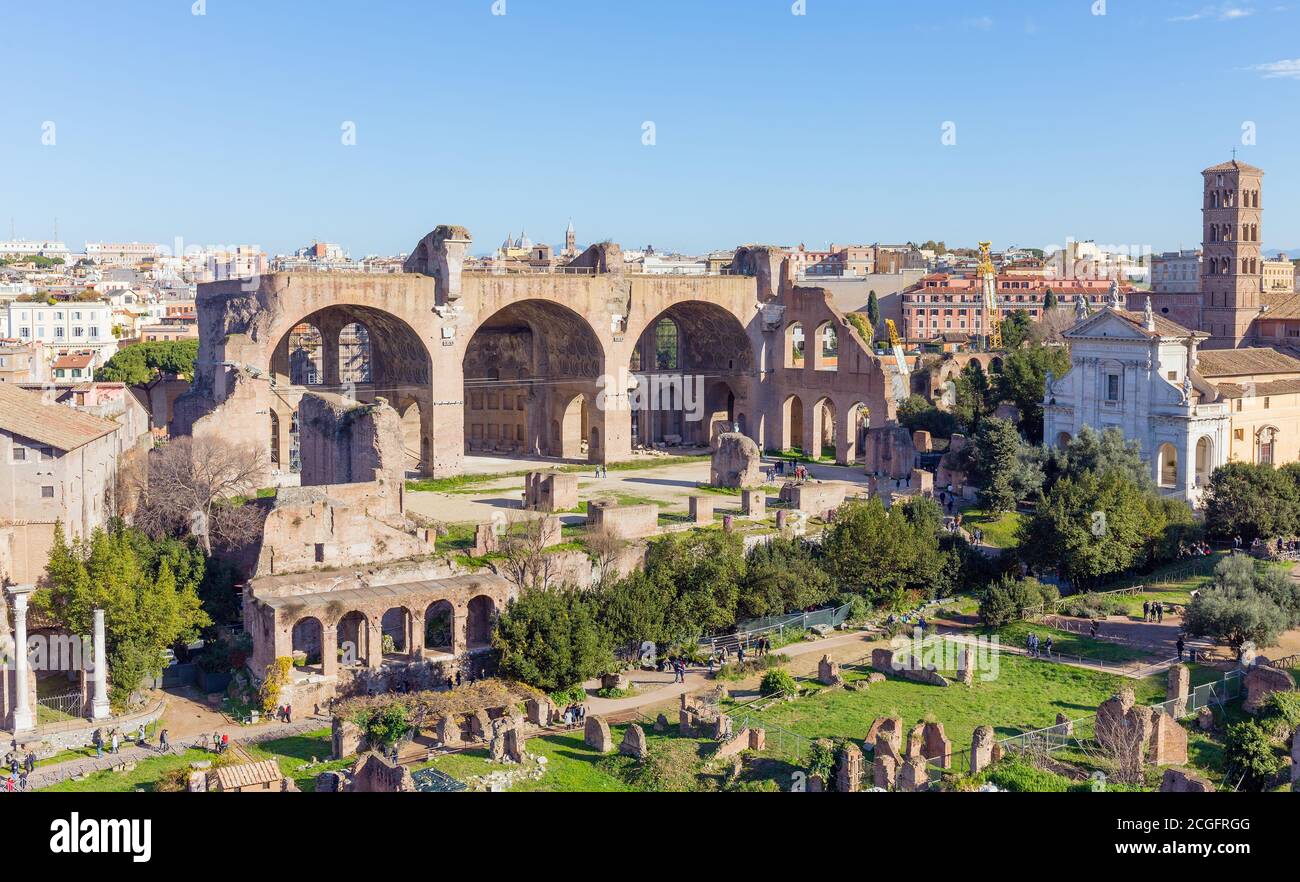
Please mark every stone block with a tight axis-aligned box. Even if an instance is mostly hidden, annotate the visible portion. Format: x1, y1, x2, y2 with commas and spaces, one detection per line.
742, 489, 766, 518
1159, 767, 1215, 793
1167, 664, 1191, 718
584, 715, 614, 753
620, 724, 648, 759
1243, 662, 1296, 714
710, 432, 763, 488
688, 495, 714, 524
970, 725, 995, 774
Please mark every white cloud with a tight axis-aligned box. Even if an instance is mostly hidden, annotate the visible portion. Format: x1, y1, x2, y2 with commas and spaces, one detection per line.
1168, 4, 1257, 20
1250, 58, 1300, 78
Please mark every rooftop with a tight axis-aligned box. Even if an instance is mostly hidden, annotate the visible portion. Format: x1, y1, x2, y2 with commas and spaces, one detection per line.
0, 383, 119, 451
1196, 347, 1300, 379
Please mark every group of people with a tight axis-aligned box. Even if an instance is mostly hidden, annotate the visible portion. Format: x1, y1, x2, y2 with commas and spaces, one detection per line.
3, 750, 36, 792
593, 464, 609, 479
1024, 632, 1054, 658
273, 704, 294, 723
1141, 600, 1167, 623
560, 703, 588, 728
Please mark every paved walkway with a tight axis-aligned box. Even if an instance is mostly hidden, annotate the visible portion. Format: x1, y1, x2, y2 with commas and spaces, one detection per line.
24, 714, 328, 790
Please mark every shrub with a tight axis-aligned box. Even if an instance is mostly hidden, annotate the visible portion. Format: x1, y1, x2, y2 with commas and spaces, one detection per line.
1257, 692, 1300, 740
258, 657, 292, 715
760, 668, 798, 697
978, 576, 1051, 628
804, 738, 836, 781
356, 703, 411, 749
1224, 719, 1285, 791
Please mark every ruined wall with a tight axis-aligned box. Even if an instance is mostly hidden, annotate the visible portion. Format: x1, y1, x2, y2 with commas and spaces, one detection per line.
298, 392, 405, 497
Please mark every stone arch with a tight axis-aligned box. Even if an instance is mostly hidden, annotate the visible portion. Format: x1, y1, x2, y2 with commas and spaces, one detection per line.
813, 321, 838, 371
338, 321, 373, 384
285, 322, 323, 385
1195, 435, 1214, 487
988, 356, 1004, 374
424, 599, 455, 656
781, 394, 804, 453
785, 322, 805, 369
464, 299, 604, 461
290, 616, 324, 671
381, 606, 411, 655
1157, 442, 1179, 488
812, 396, 837, 459
399, 400, 424, 475
270, 304, 434, 474
844, 401, 869, 463
466, 595, 496, 650
336, 611, 371, 668
629, 301, 757, 448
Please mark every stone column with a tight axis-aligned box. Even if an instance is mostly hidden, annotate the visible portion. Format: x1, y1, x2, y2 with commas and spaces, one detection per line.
8, 585, 35, 732
90, 607, 111, 720
367, 619, 383, 670
321, 623, 338, 679
407, 607, 425, 659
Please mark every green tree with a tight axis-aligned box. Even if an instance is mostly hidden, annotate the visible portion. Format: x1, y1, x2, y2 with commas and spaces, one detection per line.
738, 537, 832, 619
643, 531, 746, 638
597, 569, 673, 658
95, 339, 198, 385
999, 309, 1032, 350
821, 497, 950, 607
35, 523, 210, 708
866, 290, 881, 331
493, 585, 612, 692
1223, 720, 1286, 791
1046, 425, 1149, 491
1183, 554, 1300, 650
1017, 470, 1162, 588
1043, 287, 1058, 311
897, 393, 958, 439
967, 417, 1040, 513
1202, 462, 1300, 543
994, 344, 1072, 443
953, 360, 995, 433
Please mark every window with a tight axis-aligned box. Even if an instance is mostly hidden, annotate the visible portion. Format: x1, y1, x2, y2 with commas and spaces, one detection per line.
1167, 371, 1177, 381
12, 446, 26, 462
40, 486, 54, 498
1106, 374, 1121, 401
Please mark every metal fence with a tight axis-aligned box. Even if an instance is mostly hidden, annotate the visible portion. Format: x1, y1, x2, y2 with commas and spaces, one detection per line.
36, 690, 83, 721
996, 668, 1244, 757
699, 603, 853, 655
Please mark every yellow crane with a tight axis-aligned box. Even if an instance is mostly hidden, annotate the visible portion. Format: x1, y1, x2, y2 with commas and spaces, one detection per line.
978, 240, 1001, 351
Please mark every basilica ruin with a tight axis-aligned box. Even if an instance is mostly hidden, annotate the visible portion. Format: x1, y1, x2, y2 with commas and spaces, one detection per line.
169, 225, 905, 707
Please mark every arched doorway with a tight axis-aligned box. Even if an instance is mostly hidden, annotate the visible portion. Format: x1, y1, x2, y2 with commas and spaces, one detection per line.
628, 302, 756, 448
269, 411, 281, 470
463, 300, 604, 461
785, 322, 805, 369
336, 611, 370, 667
782, 395, 804, 453
381, 607, 410, 655
466, 595, 496, 650
291, 617, 323, 672
400, 401, 424, 475
287, 323, 323, 385
271, 305, 433, 475
813, 323, 838, 372
813, 397, 837, 459
424, 600, 455, 656
1157, 443, 1179, 488
1195, 436, 1213, 486
845, 402, 868, 463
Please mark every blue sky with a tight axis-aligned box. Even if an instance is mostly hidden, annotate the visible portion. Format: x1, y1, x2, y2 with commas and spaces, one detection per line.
1, 0, 1298, 257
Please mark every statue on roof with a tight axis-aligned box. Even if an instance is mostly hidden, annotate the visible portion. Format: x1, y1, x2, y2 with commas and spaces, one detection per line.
1182, 373, 1194, 405
1107, 279, 1123, 310
1075, 295, 1089, 321
1143, 295, 1155, 331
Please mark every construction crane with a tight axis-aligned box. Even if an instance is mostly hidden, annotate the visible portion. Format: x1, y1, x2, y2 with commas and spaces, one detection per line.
978, 240, 1001, 351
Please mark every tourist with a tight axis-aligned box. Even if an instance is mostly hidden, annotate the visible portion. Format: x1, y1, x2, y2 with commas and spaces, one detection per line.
1089, 620, 1100, 639
1142, 600, 1150, 621
8, 756, 17, 778
220, 733, 230, 754
18, 770, 28, 792
110, 731, 119, 755
4, 776, 12, 793
91, 729, 103, 757
159, 729, 170, 753
1044, 636, 1053, 657
23, 752, 34, 774
1176, 635, 1186, 662
1156, 603, 1164, 624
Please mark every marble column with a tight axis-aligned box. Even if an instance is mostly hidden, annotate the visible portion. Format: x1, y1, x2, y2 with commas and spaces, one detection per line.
9, 586, 34, 732
91, 608, 111, 720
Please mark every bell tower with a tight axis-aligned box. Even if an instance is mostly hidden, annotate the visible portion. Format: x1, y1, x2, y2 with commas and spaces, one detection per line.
1201, 158, 1264, 349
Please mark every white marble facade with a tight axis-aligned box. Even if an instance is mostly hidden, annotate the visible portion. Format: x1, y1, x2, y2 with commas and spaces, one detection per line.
1043, 304, 1230, 503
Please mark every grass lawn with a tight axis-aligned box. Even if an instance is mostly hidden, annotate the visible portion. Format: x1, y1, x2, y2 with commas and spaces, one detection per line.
41, 748, 214, 792
960, 507, 1024, 548
991, 621, 1154, 664
725, 646, 1205, 767
406, 455, 711, 494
